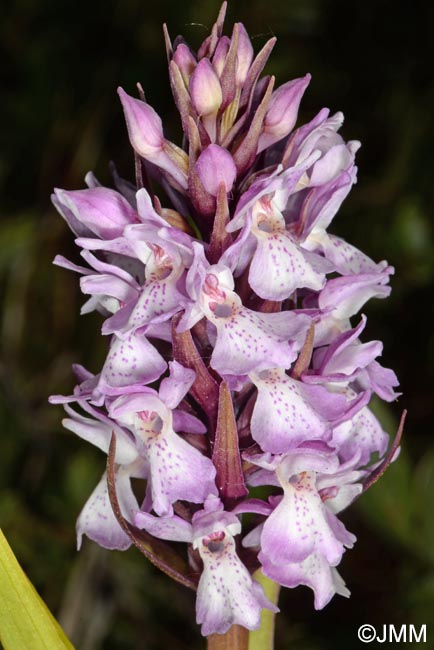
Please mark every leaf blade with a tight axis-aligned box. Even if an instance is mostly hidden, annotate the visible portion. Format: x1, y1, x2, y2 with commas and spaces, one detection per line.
0, 529, 74, 650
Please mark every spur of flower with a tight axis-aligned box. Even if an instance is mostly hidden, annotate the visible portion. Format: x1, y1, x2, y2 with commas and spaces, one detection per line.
50, 1, 403, 639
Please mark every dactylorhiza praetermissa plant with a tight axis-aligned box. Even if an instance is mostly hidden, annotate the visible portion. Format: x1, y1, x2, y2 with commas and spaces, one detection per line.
50, 3, 404, 640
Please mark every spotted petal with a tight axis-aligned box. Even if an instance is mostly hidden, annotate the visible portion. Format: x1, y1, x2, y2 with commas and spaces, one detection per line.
249, 232, 330, 300
315, 233, 389, 275
98, 333, 167, 395
195, 533, 277, 636
318, 269, 394, 321
259, 550, 350, 610
260, 470, 355, 565
109, 393, 217, 516
76, 469, 139, 551
332, 399, 389, 465
146, 427, 218, 515
211, 309, 311, 376
105, 273, 187, 336
249, 369, 351, 453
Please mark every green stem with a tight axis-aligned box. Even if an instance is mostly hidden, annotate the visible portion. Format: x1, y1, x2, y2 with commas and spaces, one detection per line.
248, 570, 281, 650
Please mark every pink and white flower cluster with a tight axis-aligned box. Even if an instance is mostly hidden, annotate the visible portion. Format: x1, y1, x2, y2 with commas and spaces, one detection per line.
50, 2, 400, 637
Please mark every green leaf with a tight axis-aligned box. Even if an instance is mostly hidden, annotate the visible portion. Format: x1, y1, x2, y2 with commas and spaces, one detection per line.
0, 529, 74, 650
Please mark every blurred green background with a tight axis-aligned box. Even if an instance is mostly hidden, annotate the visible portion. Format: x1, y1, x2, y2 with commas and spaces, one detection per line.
1, 0, 433, 648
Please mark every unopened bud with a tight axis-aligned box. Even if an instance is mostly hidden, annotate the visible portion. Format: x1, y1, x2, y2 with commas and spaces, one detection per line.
212, 36, 230, 77
195, 145, 237, 197
172, 43, 197, 86
257, 74, 311, 153
235, 23, 254, 86
189, 59, 223, 116
118, 87, 164, 157
53, 187, 136, 239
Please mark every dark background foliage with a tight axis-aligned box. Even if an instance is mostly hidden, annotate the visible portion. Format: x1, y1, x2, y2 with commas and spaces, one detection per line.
1, 0, 433, 648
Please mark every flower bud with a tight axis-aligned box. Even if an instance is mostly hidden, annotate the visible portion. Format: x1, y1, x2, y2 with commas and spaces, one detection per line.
189, 59, 223, 116
53, 187, 137, 239
117, 87, 165, 157
212, 36, 230, 77
195, 145, 237, 196
235, 23, 254, 86
172, 43, 196, 86
257, 74, 311, 153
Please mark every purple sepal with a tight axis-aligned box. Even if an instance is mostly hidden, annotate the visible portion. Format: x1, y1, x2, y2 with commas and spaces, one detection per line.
159, 360, 196, 409
74, 234, 141, 259
49, 366, 103, 407
309, 142, 360, 187
316, 234, 389, 275
104, 266, 189, 337
332, 397, 389, 465
232, 498, 273, 517
312, 315, 375, 376
134, 511, 193, 542
298, 167, 358, 240
61, 403, 138, 465
77, 467, 146, 551
316, 267, 394, 321
172, 409, 207, 434
76, 469, 140, 551
53, 251, 141, 318
358, 360, 401, 402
